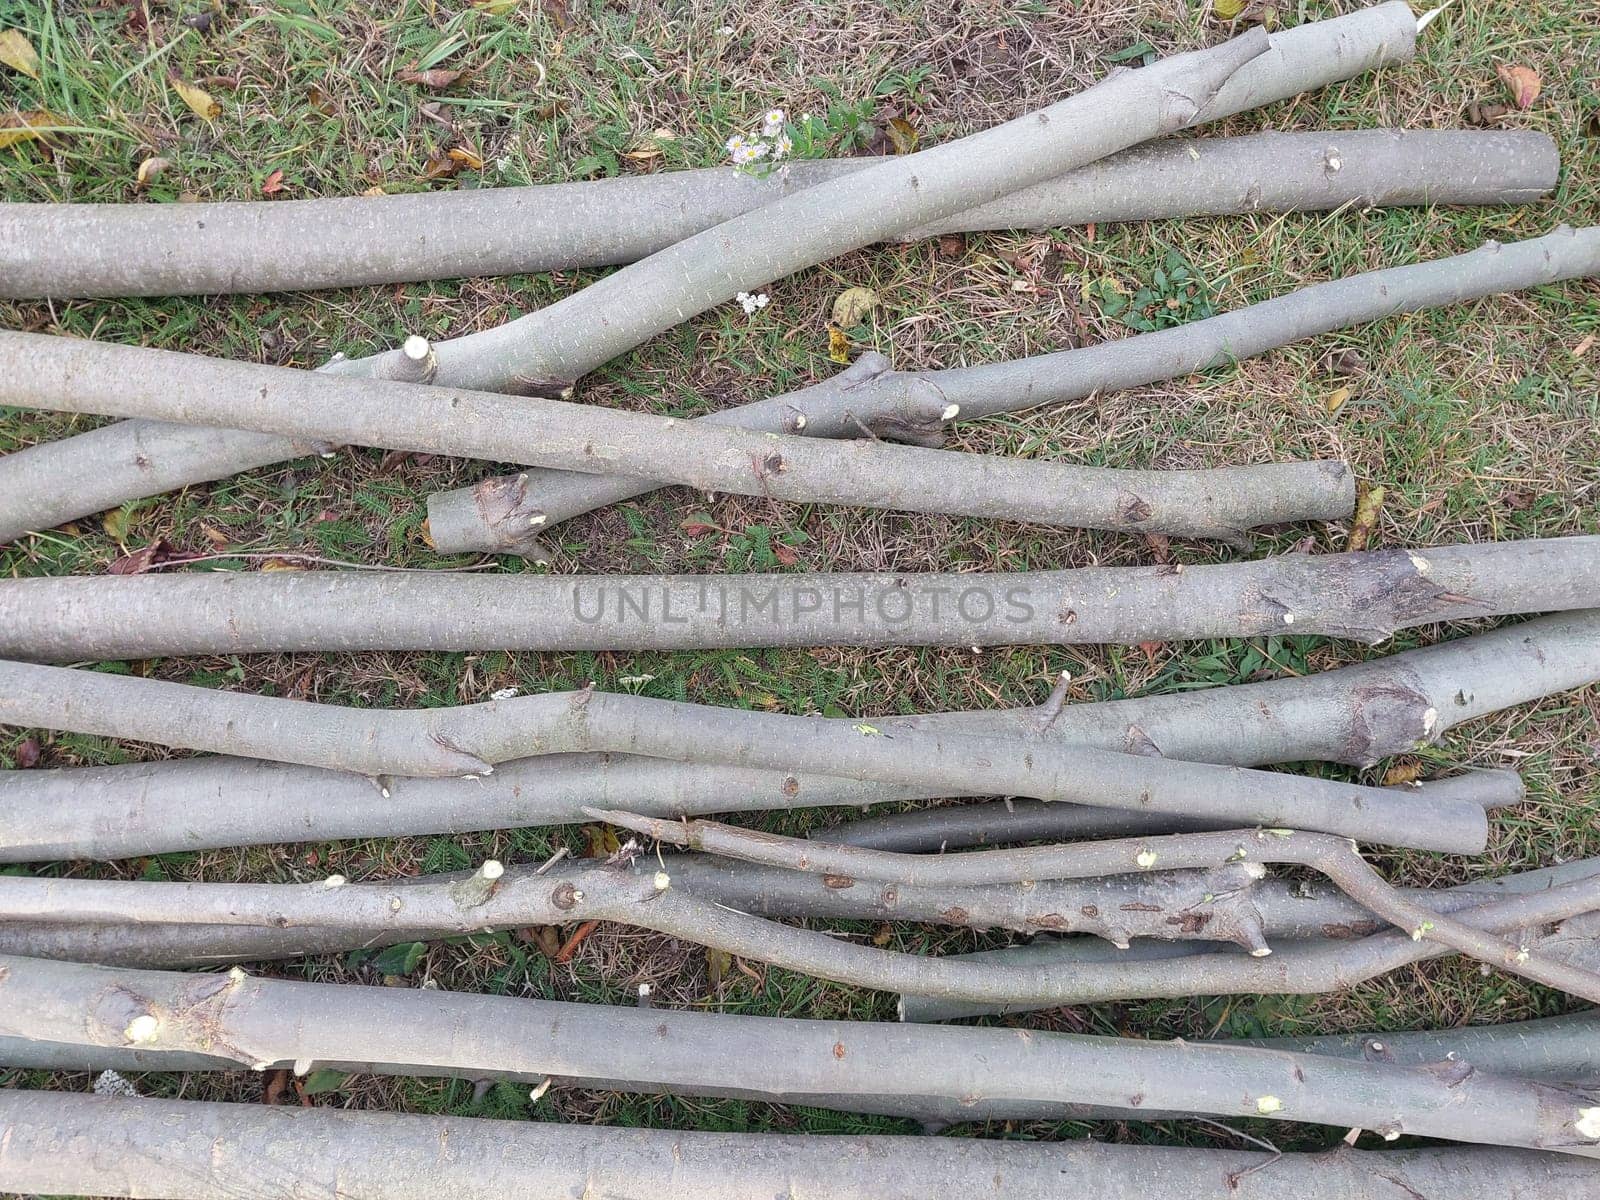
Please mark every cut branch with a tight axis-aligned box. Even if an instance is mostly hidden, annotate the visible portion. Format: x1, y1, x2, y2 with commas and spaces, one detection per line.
0, 329, 1355, 543
0, 661, 1493, 851
2, 611, 1594, 862
428, 222, 1600, 555
0, 7, 1418, 541
814, 769, 1522, 851
1, 538, 1596, 661
7, 1091, 1600, 1199
593, 814, 1600, 999
0, 844, 1581, 970
2, 954, 1598, 1156
1, 129, 1552, 299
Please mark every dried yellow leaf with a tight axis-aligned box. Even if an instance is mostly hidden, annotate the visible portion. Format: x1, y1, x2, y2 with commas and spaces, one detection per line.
135, 156, 171, 190
0, 29, 40, 79
1346, 484, 1385, 552
0, 108, 62, 148
447, 146, 485, 170
830, 286, 878, 328
884, 116, 918, 154
1324, 385, 1351, 414
169, 76, 221, 121
473, 0, 518, 12
1213, 0, 1244, 18
100, 508, 130, 542
1496, 63, 1542, 111
1381, 761, 1424, 786
827, 326, 851, 364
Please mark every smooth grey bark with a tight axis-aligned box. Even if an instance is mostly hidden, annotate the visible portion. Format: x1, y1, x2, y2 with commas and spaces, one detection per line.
429, 221, 1600, 555
3, 538, 1597, 661
5, 1013, 1595, 1128
815, 769, 1522, 851
0, 834, 1569, 971
0, 329, 1356, 543
0, 7, 1420, 544
3, 954, 1599, 1157
2, 610, 1594, 863
0, 860, 1280, 955
0, 129, 1551, 299
7, 1092, 1600, 1200
594, 816, 1598, 999
0, 661, 1492, 851
897, 896, 1600, 1022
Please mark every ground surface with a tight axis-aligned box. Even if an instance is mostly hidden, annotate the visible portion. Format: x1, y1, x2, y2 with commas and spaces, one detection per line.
0, 0, 1598, 1180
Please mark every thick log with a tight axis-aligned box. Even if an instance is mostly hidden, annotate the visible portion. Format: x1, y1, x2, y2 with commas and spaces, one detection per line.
6, 1091, 1599, 1200
2, 613, 1592, 862
0, 329, 1355, 543
2, 954, 1598, 1156
0, 661, 1492, 851
1, 538, 1596, 661
429, 222, 1600, 555
0, 129, 1551, 299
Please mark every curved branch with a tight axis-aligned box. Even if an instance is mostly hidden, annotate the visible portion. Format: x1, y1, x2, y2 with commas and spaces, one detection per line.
0, 329, 1355, 543
0, 662, 1491, 851
430, 223, 1600, 554
1, 129, 1551, 299
2, 612, 1593, 862
7, 1091, 1600, 1199
2, 538, 1596, 661
4, 854, 1590, 971
593, 813, 1600, 1000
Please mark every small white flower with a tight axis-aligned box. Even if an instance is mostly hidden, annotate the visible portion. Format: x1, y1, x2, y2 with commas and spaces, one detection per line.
618, 673, 655, 686
774, 133, 793, 158
490, 687, 520, 701
717, 24, 734, 36
761, 109, 785, 137
736, 291, 769, 316
495, 156, 512, 174
725, 133, 747, 157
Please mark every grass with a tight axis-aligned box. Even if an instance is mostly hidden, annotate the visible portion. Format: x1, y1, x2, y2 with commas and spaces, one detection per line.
1, 0, 1598, 1178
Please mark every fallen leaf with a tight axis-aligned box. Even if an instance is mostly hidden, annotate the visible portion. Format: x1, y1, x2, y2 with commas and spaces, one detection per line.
447, 145, 485, 170
474, 0, 520, 13
260, 557, 306, 572
101, 507, 132, 542
260, 168, 285, 196
1381, 761, 1423, 786
706, 946, 729, 988
1465, 100, 1511, 126
169, 76, 221, 121
306, 83, 334, 115
1346, 484, 1385, 552
422, 153, 460, 181
884, 116, 918, 154
1573, 333, 1595, 359
0, 29, 40, 79
398, 65, 467, 90
262, 1069, 292, 1106
1137, 640, 1164, 663
1324, 384, 1352, 415
298, 1068, 348, 1095
1321, 348, 1366, 376
361, 184, 387, 197
827, 326, 851, 364
1496, 64, 1541, 110
135, 155, 171, 189
681, 514, 730, 537
0, 108, 63, 149
1213, 0, 1244, 18
937, 233, 966, 259
581, 823, 621, 858
773, 542, 800, 567
13, 738, 40, 769
830, 286, 878, 328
